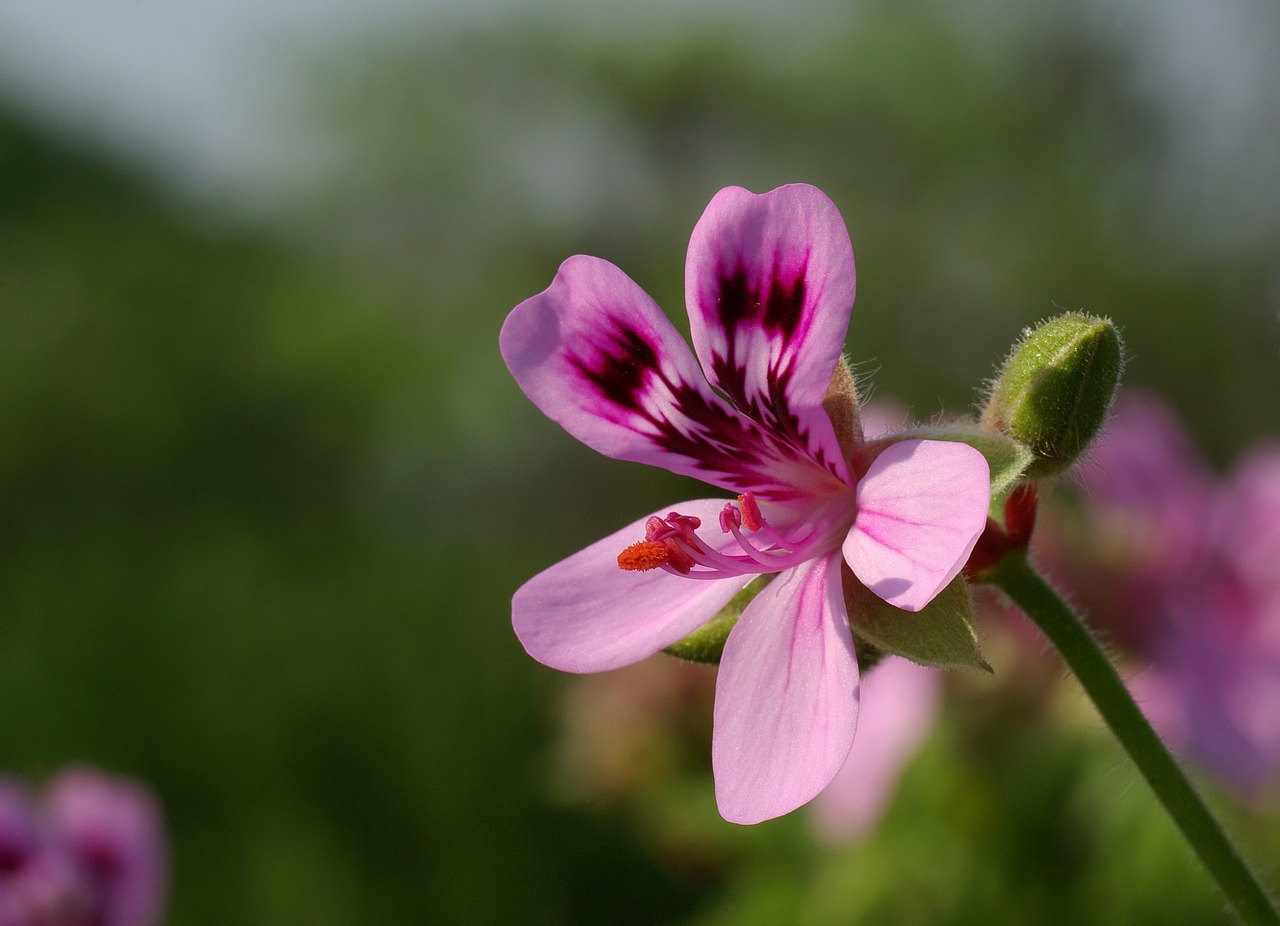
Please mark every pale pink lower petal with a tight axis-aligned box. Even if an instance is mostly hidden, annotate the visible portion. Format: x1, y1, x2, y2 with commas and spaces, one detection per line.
712, 553, 858, 824
685, 184, 857, 485
845, 439, 989, 611
810, 658, 941, 843
512, 499, 753, 674
500, 254, 842, 504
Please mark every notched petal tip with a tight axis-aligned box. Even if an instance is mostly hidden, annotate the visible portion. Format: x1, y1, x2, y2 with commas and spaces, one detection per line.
685, 184, 858, 486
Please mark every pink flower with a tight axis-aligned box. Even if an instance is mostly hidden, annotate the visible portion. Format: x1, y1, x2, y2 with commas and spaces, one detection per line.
0, 769, 166, 926
1141, 445, 1280, 794
45, 769, 167, 926
1043, 391, 1280, 793
500, 184, 990, 824
0, 779, 84, 926
1039, 390, 1215, 652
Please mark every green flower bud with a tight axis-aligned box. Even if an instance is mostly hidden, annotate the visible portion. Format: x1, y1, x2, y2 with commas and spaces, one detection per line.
981, 313, 1124, 479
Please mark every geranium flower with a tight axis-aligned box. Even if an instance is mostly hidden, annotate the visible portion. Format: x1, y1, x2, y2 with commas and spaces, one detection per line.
500, 184, 990, 824
46, 768, 168, 926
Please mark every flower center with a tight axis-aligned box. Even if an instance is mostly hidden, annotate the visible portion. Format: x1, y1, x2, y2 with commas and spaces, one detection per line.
616, 491, 824, 579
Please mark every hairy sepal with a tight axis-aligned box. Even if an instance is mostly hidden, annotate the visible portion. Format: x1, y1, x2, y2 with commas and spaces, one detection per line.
842, 566, 990, 672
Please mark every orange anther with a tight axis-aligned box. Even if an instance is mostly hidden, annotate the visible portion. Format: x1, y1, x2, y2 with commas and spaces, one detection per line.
617, 540, 671, 572
738, 492, 762, 531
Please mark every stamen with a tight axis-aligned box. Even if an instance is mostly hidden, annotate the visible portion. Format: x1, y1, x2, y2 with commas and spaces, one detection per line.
617, 540, 672, 572
617, 501, 820, 579
665, 512, 702, 535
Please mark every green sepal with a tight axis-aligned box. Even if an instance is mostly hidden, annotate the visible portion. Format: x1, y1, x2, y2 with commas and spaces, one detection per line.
871, 427, 1035, 522
842, 566, 991, 672
663, 576, 770, 665
854, 639, 887, 675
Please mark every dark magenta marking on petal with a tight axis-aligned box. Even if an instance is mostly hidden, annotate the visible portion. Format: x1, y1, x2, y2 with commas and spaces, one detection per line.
716, 264, 754, 330
702, 254, 842, 482
714, 258, 808, 337
565, 318, 838, 501
570, 325, 660, 413
764, 271, 805, 334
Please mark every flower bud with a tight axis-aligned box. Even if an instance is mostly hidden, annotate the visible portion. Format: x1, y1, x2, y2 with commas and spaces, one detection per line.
981, 313, 1124, 478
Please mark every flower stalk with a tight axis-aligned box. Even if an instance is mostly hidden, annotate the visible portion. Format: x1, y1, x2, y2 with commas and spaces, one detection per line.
987, 552, 1280, 926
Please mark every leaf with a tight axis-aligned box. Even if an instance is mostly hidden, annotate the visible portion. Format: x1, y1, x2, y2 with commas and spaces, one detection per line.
842, 566, 991, 672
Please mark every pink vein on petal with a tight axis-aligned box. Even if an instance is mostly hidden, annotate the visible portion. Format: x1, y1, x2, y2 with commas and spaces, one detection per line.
712, 553, 859, 824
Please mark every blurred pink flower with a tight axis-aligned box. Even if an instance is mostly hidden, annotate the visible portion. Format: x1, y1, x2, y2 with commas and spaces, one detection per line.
810, 657, 941, 842
1133, 445, 1280, 793
45, 770, 167, 926
501, 184, 990, 823
0, 779, 84, 926
1042, 390, 1215, 652
1044, 391, 1280, 793
0, 769, 166, 926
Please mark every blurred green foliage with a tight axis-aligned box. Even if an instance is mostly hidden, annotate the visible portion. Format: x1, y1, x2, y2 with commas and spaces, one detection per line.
1, 1, 1277, 923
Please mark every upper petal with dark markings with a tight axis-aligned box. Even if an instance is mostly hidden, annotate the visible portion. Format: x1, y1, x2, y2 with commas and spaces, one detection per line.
685, 184, 856, 485
500, 255, 847, 502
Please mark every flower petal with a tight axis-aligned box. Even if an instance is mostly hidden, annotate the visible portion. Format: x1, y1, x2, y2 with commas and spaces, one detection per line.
712, 553, 859, 824
686, 184, 856, 484
512, 499, 754, 673
500, 255, 839, 502
844, 439, 990, 611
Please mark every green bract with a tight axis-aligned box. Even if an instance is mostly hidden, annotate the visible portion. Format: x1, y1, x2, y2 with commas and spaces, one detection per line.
843, 567, 991, 672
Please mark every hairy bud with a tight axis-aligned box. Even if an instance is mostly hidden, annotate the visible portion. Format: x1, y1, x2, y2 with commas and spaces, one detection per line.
981, 314, 1124, 478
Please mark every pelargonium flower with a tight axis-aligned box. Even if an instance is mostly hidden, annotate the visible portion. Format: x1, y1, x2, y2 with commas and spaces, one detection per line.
500, 184, 990, 824
1039, 390, 1214, 652
1136, 445, 1280, 794
0, 779, 84, 926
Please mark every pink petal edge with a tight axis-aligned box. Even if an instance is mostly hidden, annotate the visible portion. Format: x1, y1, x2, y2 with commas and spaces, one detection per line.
810, 657, 941, 842
500, 255, 716, 466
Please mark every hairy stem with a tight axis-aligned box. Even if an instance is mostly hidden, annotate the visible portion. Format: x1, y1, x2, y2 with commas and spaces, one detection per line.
989, 553, 1279, 926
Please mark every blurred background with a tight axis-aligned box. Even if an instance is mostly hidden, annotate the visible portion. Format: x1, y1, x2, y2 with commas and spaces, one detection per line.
1, 0, 1278, 923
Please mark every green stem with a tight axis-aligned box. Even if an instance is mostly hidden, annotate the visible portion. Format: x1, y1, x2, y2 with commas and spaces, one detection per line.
988, 553, 1279, 926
